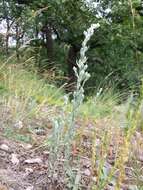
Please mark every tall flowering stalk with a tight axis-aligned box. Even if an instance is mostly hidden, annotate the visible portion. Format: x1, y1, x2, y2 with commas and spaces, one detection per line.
64, 23, 100, 187
70, 23, 100, 132
49, 23, 100, 160
73, 23, 100, 110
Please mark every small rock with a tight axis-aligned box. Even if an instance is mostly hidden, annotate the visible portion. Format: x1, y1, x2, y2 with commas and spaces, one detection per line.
128, 185, 138, 190
92, 176, 97, 182
135, 131, 142, 139
53, 173, 58, 181
81, 159, 91, 168
35, 128, 46, 135
83, 168, 91, 176
11, 153, 19, 165
0, 144, 9, 152
25, 168, 33, 174
13, 120, 23, 129
43, 151, 50, 155
26, 186, 34, 190
138, 154, 143, 162
24, 158, 42, 164
0, 184, 8, 190
21, 144, 32, 150
106, 185, 115, 190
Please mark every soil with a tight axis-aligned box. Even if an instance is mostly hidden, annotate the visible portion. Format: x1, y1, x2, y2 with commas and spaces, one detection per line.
0, 118, 143, 190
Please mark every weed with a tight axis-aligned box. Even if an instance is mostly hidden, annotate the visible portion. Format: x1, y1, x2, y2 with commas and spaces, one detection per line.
47, 23, 100, 188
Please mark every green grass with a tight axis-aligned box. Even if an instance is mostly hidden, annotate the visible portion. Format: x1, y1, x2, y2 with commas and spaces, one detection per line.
0, 60, 65, 143
0, 65, 63, 104
80, 88, 120, 119
0, 62, 64, 121
4, 127, 32, 143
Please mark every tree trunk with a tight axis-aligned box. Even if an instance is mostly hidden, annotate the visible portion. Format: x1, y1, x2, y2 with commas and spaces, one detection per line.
3, 0, 9, 55
5, 18, 10, 55
5, 33, 9, 55
15, 24, 20, 61
34, 19, 39, 66
45, 26, 53, 61
67, 45, 79, 91
41, 24, 54, 68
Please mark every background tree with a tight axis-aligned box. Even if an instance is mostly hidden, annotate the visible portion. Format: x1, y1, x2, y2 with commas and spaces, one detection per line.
1, 0, 143, 94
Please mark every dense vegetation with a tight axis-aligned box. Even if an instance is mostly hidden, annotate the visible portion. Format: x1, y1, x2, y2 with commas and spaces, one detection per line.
0, 0, 143, 190
0, 0, 143, 92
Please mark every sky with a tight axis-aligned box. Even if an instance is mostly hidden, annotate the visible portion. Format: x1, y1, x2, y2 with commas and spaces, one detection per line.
0, 20, 16, 46
0, 20, 6, 34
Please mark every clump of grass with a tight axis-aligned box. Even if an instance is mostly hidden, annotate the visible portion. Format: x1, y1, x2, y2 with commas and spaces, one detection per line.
80, 88, 120, 119
0, 63, 64, 121
4, 127, 32, 143
0, 59, 65, 143
90, 86, 143, 189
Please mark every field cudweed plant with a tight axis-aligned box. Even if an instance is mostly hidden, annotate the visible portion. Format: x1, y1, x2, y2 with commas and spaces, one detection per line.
48, 23, 100, 186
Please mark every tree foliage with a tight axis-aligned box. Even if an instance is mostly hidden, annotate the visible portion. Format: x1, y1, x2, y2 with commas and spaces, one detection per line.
0, 0, 143, 94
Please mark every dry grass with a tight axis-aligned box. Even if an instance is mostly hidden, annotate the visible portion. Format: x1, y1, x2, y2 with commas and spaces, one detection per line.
0, 61, 142, 189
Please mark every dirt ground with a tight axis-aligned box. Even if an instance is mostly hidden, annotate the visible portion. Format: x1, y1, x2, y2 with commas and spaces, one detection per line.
0, 135, 51, 190
0, 118, 143, 190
